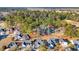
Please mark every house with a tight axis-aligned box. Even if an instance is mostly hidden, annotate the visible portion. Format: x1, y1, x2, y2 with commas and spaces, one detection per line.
33, 39, 44, 49
47, 38, 56, 49
7, 42, 17, 48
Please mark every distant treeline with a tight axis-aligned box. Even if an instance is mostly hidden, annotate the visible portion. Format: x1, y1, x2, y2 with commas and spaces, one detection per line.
0, 7, 27, 12
0, 7, 79, 12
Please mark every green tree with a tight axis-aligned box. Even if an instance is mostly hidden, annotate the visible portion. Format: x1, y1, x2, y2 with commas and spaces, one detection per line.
64, 24, 76, 37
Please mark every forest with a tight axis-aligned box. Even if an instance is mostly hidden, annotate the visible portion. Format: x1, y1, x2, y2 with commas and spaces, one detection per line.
4, 10, 79, 37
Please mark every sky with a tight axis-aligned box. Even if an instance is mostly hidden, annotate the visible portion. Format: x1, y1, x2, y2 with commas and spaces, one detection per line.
0, 0, 79, 7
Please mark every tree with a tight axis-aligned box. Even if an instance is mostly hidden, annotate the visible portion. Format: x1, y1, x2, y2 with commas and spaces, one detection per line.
64, 24, 77, 37
37, 45, 47, 51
